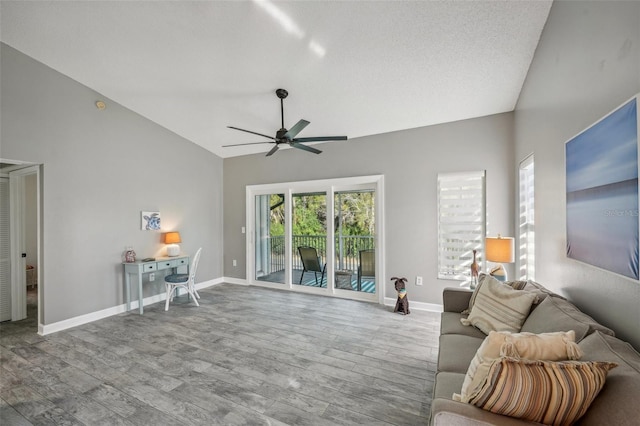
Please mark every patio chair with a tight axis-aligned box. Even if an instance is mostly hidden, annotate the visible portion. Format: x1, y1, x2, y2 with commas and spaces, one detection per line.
357, 249, 375, 291
298, 246, 326, 286
164, 247, 202, 310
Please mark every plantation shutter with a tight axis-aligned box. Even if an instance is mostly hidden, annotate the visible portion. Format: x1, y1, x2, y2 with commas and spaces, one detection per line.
518, 155, 535, 280
437, 171, 486, 281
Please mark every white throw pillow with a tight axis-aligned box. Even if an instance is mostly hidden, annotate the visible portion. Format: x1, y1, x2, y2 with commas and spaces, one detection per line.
461, 276, 537, 334
463, 273, 528, 315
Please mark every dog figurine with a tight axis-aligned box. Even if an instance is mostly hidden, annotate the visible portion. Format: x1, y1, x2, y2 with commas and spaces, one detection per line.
392, 277, 410, 315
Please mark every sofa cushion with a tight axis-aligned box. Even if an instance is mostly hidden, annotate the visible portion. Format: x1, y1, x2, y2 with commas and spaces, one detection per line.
433, 372, 465, 400
522, 280, 565, 312
456, 330, 582, 402
523, 280, 564, 300
461, 277, 537, 334
467, 357, 617, 426
440, 312, 487, 339
577, 331, 640, 425
438, 334, 485, 374
521, 296, 615, 342
431, 399, 544, 426
442, 287, 474, 313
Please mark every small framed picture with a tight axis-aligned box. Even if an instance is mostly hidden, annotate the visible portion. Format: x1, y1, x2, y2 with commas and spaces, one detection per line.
141, 211, 161, 230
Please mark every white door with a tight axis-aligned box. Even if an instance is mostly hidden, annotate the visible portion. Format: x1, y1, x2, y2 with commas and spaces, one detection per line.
0, 177, 11, 321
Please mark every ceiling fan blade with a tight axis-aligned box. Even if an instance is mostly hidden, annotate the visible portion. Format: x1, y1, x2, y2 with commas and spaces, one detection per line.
283, 119, 310, 139
227, 126, 277, 141
266, 145, 280, 157
291, 142, 322, 155
222, 141, 274, 147
293, 136, 348, 143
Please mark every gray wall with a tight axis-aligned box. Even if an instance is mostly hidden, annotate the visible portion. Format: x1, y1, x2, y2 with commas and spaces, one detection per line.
514, 1, 640, 348
224, 113, 515, 303
0, 43, 224, 325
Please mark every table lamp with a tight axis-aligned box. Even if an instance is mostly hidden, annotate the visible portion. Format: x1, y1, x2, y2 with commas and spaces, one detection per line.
485, 235, 514, 281
163, 231, 181, 257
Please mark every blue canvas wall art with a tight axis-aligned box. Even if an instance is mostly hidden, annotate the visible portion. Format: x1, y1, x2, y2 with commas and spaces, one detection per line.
566, 97, 639, 280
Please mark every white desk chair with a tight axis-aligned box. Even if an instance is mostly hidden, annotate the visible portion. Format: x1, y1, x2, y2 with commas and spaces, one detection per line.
164, 247, 202, 311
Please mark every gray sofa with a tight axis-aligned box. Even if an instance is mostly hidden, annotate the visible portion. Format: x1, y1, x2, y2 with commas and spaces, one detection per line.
431, 282, 640, 425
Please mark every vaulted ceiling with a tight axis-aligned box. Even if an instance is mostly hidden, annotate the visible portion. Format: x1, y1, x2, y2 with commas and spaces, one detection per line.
0, 1, 552, 158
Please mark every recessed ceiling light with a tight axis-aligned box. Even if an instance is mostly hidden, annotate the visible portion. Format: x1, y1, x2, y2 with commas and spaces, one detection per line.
95, 100, 106, 110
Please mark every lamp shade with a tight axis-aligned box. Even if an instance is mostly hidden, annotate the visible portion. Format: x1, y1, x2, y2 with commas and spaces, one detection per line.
163, 231, 181, 244
485, 236, 515, 263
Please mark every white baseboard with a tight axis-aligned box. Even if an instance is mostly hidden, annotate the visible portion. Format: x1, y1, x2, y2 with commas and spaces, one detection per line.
40, 302, 130, 336
384, 297, 443, 313
195, 277, 225, 290
39, 278, 223, 336
221, 277, 248, 285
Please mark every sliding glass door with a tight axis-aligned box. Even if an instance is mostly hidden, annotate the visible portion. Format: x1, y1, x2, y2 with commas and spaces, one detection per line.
334, 190, 376, 293
254, 193, 285, 284
292, 192, 328, 289
247, 176, 384, 303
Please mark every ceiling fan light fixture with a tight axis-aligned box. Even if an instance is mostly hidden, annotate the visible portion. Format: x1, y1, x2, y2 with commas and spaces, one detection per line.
225, 89, 348, 156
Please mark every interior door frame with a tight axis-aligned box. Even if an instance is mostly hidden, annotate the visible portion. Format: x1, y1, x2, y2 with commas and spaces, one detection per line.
246, 175, 385, 304
9, 164, 41, 327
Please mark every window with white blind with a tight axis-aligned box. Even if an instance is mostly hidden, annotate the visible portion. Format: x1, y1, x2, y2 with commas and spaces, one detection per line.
437, 171, 486, 281
518, 156, 535, 280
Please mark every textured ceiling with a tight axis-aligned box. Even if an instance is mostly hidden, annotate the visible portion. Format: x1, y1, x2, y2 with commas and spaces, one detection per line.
0, 1, 552, 158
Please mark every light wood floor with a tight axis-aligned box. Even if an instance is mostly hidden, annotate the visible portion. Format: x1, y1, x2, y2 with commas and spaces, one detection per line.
1, 284, 440, 425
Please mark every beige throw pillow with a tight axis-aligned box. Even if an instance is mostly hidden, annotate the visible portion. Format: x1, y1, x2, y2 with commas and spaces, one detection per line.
463, 273, 528, 315
454, 330, 583, 402
468, 358, 617, 426
461, 277, 537, 334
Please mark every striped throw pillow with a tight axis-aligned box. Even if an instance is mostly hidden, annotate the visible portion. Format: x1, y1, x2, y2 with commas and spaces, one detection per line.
468, 357, 617, 426
454, 330, 583, 402
461, 277, 538, 334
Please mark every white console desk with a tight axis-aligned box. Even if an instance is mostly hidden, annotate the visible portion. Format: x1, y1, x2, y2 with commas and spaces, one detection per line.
123, 255, 189, 314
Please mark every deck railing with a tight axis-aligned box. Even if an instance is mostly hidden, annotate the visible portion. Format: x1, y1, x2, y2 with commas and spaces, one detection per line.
268, 235, 374, 272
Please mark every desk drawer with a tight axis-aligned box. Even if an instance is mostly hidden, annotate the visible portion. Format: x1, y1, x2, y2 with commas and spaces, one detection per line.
157, 260, 177, 270
143, 263, 157, 272
176, 258, 189, 266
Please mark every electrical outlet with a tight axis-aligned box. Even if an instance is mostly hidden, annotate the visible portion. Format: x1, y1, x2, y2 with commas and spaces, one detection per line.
149, 273, 155, 282
416, 276, 423, 286
233, 259, 237, 267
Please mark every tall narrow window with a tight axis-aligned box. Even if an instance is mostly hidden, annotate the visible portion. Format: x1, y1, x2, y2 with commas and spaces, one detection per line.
519, 155, 535, 280
437, 171, 486, 281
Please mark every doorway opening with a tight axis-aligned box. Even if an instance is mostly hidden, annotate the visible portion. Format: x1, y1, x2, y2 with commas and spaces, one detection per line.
0, 161, 41, 333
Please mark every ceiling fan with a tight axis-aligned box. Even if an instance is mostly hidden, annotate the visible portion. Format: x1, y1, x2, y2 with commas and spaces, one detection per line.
223, 88, 348, 156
